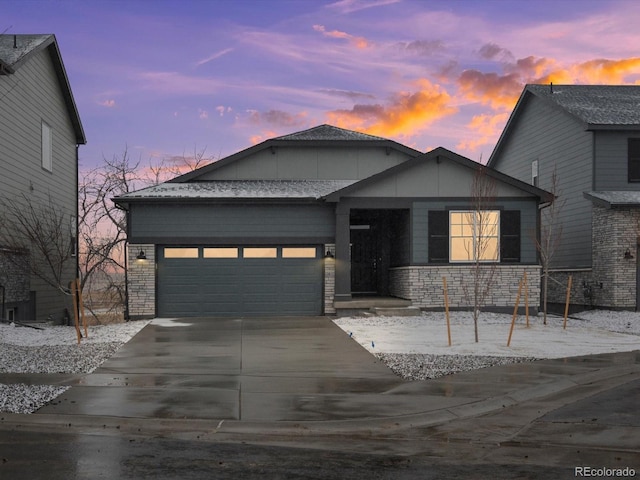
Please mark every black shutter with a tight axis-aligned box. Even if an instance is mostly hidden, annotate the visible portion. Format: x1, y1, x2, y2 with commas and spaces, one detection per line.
428, 211, 449, 263
500, 210, 520, 263
628, 138, 640, 182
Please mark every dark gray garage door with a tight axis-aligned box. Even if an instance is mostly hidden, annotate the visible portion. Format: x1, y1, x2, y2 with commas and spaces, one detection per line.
157, 246, 323, 316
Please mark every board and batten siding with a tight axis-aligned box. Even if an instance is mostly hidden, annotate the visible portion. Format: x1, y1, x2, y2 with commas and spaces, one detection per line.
197, 146, 412, 181
491, 95, 593, 269
128, 203, 335, 244
0, 47, 79, 321
594, 131, 640, 190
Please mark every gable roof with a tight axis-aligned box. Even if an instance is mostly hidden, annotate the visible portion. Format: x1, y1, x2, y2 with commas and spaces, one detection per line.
167, 124, 421, 183
324, 147, 554, 203
0, 34, 86, 144
488, 84, 640, 167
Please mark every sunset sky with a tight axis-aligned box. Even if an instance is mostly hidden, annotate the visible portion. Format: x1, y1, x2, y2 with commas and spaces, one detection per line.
4, 0, 640, 174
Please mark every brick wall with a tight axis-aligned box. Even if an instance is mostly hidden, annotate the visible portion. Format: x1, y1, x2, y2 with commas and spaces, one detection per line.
389, 264, 540, 312
127, 244, 155, 319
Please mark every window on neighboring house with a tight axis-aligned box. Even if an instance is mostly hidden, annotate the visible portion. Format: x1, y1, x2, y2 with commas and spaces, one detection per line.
450, 210, 500, 262
42, 121, 52, 172
628, 139, 640, 182
531, 160, 539, 187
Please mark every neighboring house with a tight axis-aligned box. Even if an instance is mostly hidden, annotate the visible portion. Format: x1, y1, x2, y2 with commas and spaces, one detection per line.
0, 34, 86, 322
115, 125, 551, 318
488, 84, 640, 310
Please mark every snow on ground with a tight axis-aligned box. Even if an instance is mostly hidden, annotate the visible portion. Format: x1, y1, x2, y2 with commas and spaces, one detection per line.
0, 320, 149, 414
333, 311, 640, 358
1, 311, 639, 414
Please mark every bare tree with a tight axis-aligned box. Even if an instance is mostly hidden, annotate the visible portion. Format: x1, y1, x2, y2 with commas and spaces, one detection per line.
463, 165, 499, 342
78, 147, 141, 320
147, 145, 214, 184
0, 193, 75, 296
533, 166, 563, 325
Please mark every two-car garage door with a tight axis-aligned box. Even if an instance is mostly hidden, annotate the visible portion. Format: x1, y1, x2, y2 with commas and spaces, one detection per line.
157, 246, 323, 317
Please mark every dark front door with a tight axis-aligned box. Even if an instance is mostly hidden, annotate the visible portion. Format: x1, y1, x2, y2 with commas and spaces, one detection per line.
351, 226, 377, 294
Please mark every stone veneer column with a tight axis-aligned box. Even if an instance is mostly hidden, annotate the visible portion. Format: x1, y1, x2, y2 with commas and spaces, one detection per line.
127, 243, 155, 319
323, 244, 336, 315
591, 206, 639, 309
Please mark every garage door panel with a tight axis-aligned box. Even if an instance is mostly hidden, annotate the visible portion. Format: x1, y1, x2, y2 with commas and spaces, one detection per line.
157, 246, 322, 316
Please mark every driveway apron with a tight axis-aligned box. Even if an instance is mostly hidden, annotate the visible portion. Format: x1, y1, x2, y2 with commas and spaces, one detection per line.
36, 317, 460, 421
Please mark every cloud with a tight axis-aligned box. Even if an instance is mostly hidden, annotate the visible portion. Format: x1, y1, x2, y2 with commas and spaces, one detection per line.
457, 112, 510, 154
458, 55, 640, 111
195, 48, 234, 67
216, 105, 232, 116
198, 109, 208, 120
99, 99, 116, 107
395, 39, 445, 57
326, 79, 457, 138
313, 24, 371, 49
317, 88, 376, 101
246, 109, 309, 128
457, 70, 522, 109
477, 43, 514, 63
327, 0, 400, 14
137, 71, 222, 95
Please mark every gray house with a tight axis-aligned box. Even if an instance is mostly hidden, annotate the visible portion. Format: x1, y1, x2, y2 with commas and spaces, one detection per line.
0, 34, 86, 322
115, 125, 551, 319
488, 84, 640, 310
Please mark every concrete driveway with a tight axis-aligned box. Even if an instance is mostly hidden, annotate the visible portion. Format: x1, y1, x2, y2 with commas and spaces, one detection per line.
37, 316, 458, 421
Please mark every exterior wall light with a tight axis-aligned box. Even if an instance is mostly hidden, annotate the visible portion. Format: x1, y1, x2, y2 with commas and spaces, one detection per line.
324, 250, 334, 259
136, 250, 147, 260
624, 248, 634, 260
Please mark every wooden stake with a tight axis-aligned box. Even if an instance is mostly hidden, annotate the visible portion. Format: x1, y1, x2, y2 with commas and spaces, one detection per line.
507, 276, 524, 347
523, 271, 530, 327
71, 280, 82, 344
76, 278, 87, 338
443, 277, 452, 346
563, 275, 573, 330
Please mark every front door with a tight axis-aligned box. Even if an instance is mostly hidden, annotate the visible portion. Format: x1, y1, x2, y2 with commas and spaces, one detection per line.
351, 226, 377, 294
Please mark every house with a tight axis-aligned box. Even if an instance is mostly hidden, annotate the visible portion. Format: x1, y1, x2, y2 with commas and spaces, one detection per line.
488, 84, 640, 310
0, 34, 86, 322
114, 125, 551, 319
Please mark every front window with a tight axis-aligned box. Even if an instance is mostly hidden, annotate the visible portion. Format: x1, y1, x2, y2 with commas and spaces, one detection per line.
450, 210, 500, 262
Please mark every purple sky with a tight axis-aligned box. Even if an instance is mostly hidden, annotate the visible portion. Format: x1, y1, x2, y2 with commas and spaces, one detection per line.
5, 0, 640, 175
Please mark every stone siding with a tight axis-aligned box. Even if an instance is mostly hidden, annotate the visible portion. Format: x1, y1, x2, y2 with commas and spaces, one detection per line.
127, 244, 155, 319
324, 244, 336, 315
390, 264, 541, 312
547, 205, 640, 310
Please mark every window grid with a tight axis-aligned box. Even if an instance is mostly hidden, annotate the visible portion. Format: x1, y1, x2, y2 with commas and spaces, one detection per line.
450, 210, 500, 262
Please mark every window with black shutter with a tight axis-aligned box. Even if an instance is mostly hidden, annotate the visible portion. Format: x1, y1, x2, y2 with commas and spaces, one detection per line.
500, 210, 520, 262
428, 211, 449, 262
628, 139, 640, 183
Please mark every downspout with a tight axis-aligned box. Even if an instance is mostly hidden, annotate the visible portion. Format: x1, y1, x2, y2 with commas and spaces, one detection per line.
75, 145, 80, 283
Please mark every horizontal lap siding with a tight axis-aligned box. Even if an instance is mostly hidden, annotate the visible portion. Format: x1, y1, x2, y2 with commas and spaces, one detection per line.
491, 97, 593, 268
0, 47, 79, 321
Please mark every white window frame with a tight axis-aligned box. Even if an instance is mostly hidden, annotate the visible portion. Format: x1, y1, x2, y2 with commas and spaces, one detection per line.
42, 121, 52, 172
